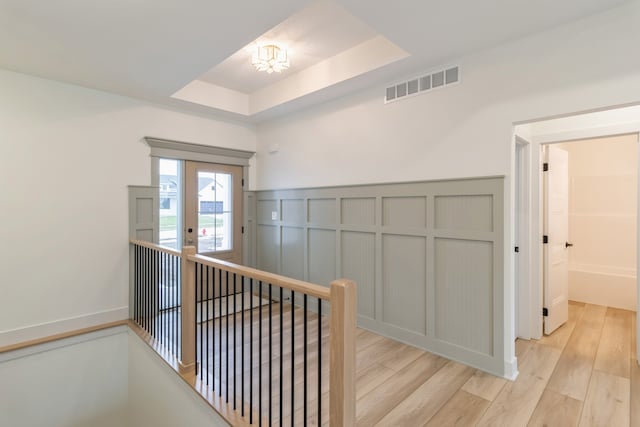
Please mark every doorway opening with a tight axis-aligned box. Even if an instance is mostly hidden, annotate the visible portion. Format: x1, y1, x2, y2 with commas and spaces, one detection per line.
513, 105, 640, 351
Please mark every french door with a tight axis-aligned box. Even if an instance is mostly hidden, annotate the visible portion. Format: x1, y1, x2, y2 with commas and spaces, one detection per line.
184, 161, 243, 264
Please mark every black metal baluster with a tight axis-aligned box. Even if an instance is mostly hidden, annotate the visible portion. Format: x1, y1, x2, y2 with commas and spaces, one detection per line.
144, 248, 148, 332
206, 265, 209, 385
152, 249, 156, 339
149, 249, 152, 336
233, 273, 237, 410
317, 298, 322, 426
157, 250, 161, 340
140, 248, 147, 330
165, 252, 169, 345
279, 287, 283, 424
137, 246, 141, 324
155, 249, 159, 339
304, 294, 308, 426
163, 254, 175, 348
250, 278, 254, 424
149, 248, 152, 335
241, 275, 245, 417
158, 252, 165, 344
194, 261, 197, 375
166, 253, 169, 348
158, 252, 162, 344
269, 284, 272, 427
259, 281, 263, 427
174, 254, 178, 359
197, 263, 202, 379
164, 254, 175, 355
211, 267, 216, 391
219, 268, 223, 397
226, 271, 229, 403
172, 254, 175, 352
290, 291, 295, 427
134, 246, 138, 323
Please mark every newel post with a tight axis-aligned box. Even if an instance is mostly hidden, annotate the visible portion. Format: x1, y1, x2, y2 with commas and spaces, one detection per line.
329, 279, 357, 427
179, 246, 197, 376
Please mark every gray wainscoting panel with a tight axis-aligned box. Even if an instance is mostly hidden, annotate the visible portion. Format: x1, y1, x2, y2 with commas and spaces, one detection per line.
136, 198, 153, 224
282, 199, 304, 224
254, 176, 505, 377
257, 199, 278, 223
281, 227, 305, 280
382, 234, 427, 334
257, 225, 278, 273
308, 198, 337, 225
435, 195, 493, 232
382, 196, 427, 227
341, 197, 376, 226
308, 228, 336, 287
342, 231, 376, 319
434, 238, 493, 355
128, 185, 159, 243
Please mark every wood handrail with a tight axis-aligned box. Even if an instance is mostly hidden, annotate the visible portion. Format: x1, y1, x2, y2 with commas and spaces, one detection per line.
127, 240, 331, 301
129, 239, 182, 257
0, 320, 128, 354
188, 253, 331, 300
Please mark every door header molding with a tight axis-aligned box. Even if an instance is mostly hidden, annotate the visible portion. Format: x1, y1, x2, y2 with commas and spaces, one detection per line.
144, 137, 255, 166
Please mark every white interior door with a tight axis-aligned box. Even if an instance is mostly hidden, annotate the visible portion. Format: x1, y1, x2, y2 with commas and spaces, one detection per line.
543, 145, 570, 334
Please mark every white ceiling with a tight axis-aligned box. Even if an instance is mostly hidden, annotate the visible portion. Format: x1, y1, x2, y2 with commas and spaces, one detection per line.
0, 0, 631, 122
199, 1, 378, 94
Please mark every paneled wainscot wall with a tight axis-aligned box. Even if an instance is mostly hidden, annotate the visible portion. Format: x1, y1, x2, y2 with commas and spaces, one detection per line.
249, 177, 504, 375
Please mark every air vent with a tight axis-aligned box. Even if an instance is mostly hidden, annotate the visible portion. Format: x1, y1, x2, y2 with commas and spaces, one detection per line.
385, 66, 460, 103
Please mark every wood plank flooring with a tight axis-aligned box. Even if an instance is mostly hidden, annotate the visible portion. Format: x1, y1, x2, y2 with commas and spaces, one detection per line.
145, 300, 639, 426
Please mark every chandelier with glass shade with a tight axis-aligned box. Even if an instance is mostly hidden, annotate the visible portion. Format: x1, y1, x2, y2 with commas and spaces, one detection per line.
252, 44, 290, 74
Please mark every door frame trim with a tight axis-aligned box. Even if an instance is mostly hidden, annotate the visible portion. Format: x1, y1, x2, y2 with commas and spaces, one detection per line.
146, 138, 254, 265
145, 137, 254, 166
515, 126, 640, 354
515, 137, 532, 340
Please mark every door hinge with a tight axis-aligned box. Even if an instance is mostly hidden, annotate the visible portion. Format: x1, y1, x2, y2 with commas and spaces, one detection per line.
242, 178, 245, 187
543, 162, 549, 172
514, 246, 519, 253
543, 235, 548, 244
241, 226, 245, 234
542, 307, 549, 316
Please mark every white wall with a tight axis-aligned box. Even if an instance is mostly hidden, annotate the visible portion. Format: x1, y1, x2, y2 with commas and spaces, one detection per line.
0, 328, 229, 427
128, 332, 228, 427
255, 2, 640, 374
255, 3, 640, 190
558, 135, 638, 310
0, 69, 256, 345
0, 329, 129, 427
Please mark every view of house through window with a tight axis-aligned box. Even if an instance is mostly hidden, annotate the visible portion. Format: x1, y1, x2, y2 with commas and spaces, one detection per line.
159, 159, 181, 249
197, 171, 232, 252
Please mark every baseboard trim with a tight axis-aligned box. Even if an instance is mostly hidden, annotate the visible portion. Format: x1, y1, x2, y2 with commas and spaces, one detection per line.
0, 306, 129, 349
504, 357, 519, 380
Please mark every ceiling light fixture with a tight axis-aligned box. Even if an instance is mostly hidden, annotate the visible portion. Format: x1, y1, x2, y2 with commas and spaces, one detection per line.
252, 44, 290, 74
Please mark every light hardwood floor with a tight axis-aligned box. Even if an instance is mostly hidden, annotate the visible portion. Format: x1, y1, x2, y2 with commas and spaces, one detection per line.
354, 301, 636, 427
147, 300, 638, 426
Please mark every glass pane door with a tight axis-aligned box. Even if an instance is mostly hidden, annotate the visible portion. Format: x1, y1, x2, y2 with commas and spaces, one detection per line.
196, 171, 233, 253
185, 161, 243, 264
